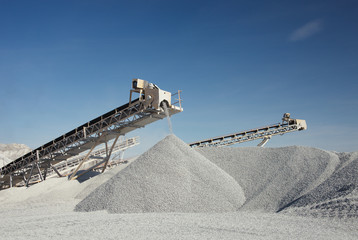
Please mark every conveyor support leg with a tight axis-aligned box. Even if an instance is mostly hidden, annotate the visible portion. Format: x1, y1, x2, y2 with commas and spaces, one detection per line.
257, 136, 271, 147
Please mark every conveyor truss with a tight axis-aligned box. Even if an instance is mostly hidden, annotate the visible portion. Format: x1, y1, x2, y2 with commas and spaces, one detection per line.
189, 113, 307, 148
0, 79, 183, 189
21, 136, 140, 186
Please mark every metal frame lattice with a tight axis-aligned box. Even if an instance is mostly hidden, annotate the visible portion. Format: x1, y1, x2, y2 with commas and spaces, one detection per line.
1, 99, 146, 176
189, 121, 304, 148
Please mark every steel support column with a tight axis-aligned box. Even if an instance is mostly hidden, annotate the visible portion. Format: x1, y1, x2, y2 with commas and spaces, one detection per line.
101, 134, 121, 173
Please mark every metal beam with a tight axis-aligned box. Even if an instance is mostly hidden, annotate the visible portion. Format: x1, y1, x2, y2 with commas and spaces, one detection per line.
26, 163, 36, 187
69, 133, 102, 180
43, 161, 51, 180
50, 164, 63, 178
257, 136, 271, 147
101, 134, 121, 173
9, 174, 13, 188
36, 151, 44, 182
70, 159, 107, 180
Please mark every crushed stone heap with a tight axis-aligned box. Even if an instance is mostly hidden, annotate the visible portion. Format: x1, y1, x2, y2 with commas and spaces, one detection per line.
197, 146, 340, 212
282, 151, 358, 218
75, 135, 246, 213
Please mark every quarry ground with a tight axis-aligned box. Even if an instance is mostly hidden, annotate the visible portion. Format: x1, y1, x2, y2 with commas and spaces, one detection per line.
1, 200, 357, 240
1, 135, 358, 239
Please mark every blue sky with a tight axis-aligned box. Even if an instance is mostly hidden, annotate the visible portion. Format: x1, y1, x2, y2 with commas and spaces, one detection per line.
0, 0, 357, 153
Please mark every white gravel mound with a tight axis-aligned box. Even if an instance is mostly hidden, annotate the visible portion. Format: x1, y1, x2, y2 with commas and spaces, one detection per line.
75, 135, 246, 213
197, 146, 340, 212
288, 151, 358, 206
283, 151, 358, 218
74, 157, 138, 200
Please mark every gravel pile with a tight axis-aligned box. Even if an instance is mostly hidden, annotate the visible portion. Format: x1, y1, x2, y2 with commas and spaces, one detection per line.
288, 151, 358, 206
75, 133, 358, 218
75, 135, 246, 213
282, 151, 358, 218
197, 146, 340, 212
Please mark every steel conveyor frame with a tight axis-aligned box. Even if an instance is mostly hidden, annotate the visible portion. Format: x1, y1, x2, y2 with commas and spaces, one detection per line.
189, 117, 307, 148
1, 90, 183, 188
1, 99, 141, 176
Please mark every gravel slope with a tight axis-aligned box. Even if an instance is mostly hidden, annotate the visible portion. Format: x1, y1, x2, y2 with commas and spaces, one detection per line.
282, 151, 358, 218
75, 135, 246, 213
1, 136, 358, 238
197, 146, 340, 212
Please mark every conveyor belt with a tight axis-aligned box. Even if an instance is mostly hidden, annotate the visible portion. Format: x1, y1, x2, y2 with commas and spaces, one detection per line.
0, 99, 140, 176
189, 118, 307, 148
1, 96, 182, 187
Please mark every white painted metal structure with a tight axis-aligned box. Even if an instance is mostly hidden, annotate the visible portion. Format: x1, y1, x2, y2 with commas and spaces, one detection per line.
21, 136, 140, 186
189, 113, 307, 148
0, 79, 183, 189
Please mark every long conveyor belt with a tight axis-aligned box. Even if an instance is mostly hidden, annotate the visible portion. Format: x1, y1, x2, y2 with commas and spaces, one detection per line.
0, 99, 145, 177
1, 80, 183, 189
189, 115, 307, 148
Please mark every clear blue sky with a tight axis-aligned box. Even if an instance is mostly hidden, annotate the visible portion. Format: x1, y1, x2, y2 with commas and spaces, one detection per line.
0, 0, 357, 153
